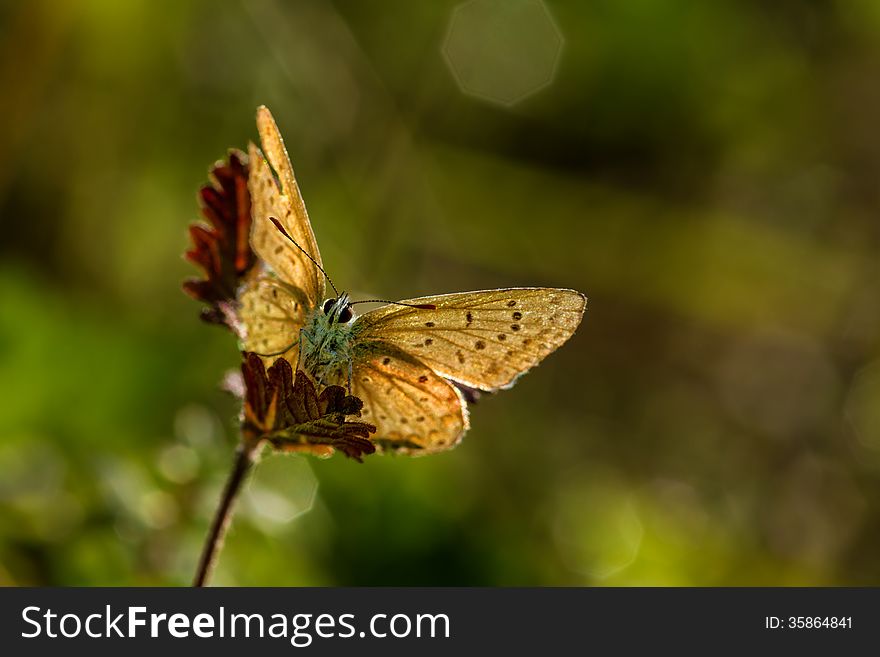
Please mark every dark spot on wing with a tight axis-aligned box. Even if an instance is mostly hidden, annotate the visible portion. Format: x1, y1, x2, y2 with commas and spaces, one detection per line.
498, 334, 506, 341
507, 300, 517, 307
456, 350, 465, 364
418, 375, 428, 383
475, 340, 486, 350
400, 418, 408, 424
424, 338, 433, 346
274, 246, 283, 255
523, 338, 532, 346
425, 321, 435, 327
466, 312, 473, 326
382, 357, 391, 365
272, 288, 278, 298
512, 311, 523, 320
416, 416, 425, 423
511, 324, 521, 331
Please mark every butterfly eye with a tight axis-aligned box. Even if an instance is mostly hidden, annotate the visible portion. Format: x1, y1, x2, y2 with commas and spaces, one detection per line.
322, 298, 336, 314
338, 305, 353, 323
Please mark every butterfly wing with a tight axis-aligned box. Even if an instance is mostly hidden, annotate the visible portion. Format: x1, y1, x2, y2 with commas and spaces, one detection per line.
248, 105, 325, 307
239, 270, 308, 368
352, 288, 586, 391
340, 344, 469, 454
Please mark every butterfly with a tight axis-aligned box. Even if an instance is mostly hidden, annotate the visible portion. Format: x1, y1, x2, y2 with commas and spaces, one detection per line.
239, 106, 586, 455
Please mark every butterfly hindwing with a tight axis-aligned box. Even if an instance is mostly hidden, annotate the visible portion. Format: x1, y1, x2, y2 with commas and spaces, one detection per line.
353, 288, 586, 392
239, 271, 308, 368
344, 344, 469, 454
248, 106, 325, 307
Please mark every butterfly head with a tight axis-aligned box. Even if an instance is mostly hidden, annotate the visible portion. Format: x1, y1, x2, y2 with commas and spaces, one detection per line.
322, 293, 354, 324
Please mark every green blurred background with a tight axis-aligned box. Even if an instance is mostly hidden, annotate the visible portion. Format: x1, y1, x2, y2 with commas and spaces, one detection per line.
3, 0, 880, 586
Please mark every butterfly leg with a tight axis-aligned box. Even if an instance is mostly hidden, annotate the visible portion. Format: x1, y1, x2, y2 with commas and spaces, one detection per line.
254, 337, 300, 358
296, 328, 309, 370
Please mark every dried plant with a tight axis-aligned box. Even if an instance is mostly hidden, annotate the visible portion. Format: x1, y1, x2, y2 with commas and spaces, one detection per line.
183, 151, 375, 587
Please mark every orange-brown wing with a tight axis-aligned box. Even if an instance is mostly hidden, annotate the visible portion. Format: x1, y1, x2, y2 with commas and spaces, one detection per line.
238, 270, 308, 369
248, 106, 324, 307
353, 288, 586, 391
343, 344, 469, 455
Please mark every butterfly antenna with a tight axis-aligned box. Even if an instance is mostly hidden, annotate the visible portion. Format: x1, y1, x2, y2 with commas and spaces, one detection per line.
269, 217, 339, 297
350, 299, 437, 310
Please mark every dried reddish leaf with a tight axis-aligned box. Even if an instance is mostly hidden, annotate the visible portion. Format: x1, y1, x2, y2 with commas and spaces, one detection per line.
241, 353, 377, 462
182, 150, 254, 325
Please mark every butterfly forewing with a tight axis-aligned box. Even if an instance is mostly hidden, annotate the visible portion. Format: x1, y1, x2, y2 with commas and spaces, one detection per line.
343, 345, 469, 454
353, 288, 586, 391
239, 271, 308, 369
248, 106, 325, 307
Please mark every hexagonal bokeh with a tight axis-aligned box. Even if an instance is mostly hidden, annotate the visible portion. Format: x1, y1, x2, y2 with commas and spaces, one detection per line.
845, 362, 880, 452
242, 454, 319, 533
443, 0, 563, 106
552, 472, 643, 580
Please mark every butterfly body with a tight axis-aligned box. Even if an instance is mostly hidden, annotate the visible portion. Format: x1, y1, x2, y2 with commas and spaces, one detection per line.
240, 106, 587, 455
299, 294, 359, 386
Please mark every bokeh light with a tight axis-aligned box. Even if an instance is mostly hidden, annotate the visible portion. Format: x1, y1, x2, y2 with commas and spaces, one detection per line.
846, 362, 880, 453
443, 0, 563, 106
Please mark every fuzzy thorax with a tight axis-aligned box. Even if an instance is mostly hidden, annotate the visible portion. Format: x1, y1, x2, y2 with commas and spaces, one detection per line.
299, 294, 359, 384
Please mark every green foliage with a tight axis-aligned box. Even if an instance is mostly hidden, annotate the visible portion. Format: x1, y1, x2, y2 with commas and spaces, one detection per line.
1, 0, 879, 585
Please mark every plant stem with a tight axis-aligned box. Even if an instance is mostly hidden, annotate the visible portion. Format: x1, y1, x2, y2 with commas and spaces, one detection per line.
192, 436, 261, 587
